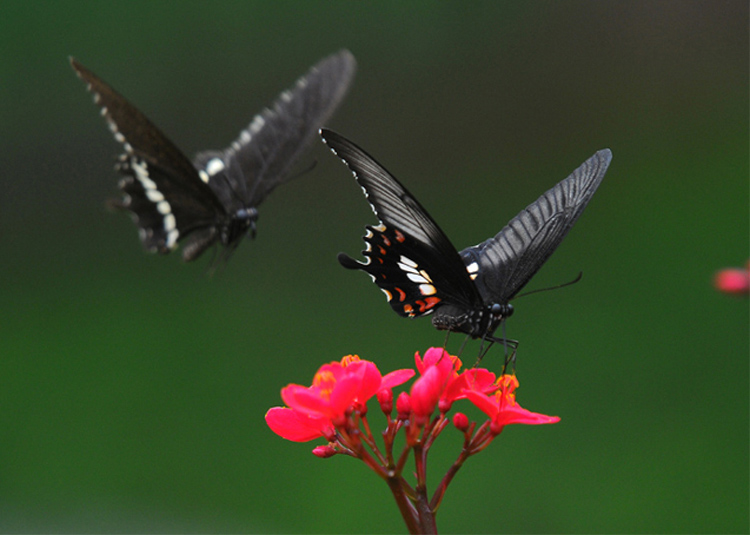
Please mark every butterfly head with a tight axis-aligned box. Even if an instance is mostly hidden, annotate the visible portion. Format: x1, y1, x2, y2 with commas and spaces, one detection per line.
488, 302, 514, 334
222, 207, 258, 245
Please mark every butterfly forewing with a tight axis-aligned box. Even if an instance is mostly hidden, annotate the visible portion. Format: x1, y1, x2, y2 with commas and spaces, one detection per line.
195, 50, 357, 213
321, 129, 483, 314
70, 59, 224, 215
460, 149, 612, 303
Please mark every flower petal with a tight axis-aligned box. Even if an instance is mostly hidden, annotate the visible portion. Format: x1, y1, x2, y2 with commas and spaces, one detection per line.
348, 360, 384, 401
265, 407, 330, 442
282, 385, 332, 417
494, 404, 561, 427
464, 390, 499, 418
380, 368, 415, 390
410, 366, 444, 417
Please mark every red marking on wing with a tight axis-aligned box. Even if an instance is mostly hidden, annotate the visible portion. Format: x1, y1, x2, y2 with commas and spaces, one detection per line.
415, 297, 441, 313
393, 287, 406, 302
394, 229, 406, 243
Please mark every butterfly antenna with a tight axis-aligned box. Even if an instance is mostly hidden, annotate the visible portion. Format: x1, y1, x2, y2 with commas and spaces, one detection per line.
513, 271, 583, 300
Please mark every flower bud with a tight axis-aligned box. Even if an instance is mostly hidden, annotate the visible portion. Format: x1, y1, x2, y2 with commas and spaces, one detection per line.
438, 398, 453, 413
396, 392, 411, 420
452, 412, 469, 432
312, 445, 337, 458
377, 388, 393, 415
489, 420, 505, 436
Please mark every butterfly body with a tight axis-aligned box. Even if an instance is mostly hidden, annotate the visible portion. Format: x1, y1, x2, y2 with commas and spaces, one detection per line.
72, 51, 356, 261
322, 129, 611, 342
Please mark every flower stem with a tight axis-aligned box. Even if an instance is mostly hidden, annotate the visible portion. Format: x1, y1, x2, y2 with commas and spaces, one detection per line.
386, 473, 421, 534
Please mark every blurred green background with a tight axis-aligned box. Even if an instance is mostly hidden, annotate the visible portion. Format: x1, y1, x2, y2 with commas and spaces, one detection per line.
1, 1, 747, 533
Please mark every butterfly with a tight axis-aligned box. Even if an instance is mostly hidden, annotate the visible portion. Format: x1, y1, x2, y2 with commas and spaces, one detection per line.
320, 129, 612, 343
71, 50, 356, 261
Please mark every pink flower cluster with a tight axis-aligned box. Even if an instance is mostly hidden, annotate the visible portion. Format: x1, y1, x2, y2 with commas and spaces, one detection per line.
266, 348, 558, 445
265, 348, 559, 533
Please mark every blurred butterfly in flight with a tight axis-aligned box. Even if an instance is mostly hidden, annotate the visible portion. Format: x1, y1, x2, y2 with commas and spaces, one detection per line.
71, 50, 356, 261
321, 129, 611, 346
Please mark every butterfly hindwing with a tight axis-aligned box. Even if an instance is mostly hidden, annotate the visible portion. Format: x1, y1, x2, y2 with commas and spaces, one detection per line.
111, 157, 221, 253
460, 149, 612, 303
321, 129, 483, 313
338, 224, 449, 317
71, 57, 228, 257
195, 50, 357, 214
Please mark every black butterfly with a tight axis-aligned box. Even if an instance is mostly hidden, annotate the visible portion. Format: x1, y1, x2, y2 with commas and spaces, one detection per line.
321, 129, 612, 343
71, 51, 356, 261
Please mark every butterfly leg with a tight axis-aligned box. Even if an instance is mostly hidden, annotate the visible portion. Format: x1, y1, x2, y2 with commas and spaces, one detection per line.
456, 333, 472, 360
473, 336, 494, 368
501, 344, 518, 376
443, 330, 451, 351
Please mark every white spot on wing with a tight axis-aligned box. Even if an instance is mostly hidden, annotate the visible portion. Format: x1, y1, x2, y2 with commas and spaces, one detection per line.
419, 284, 436, 296
164, 213, 176, 232
407, 272, 428, 284
206, 158, 225, 176
157, 201, 171, 215
250, 115, 265, 134
145, 189, 164, 203
399, 256, 418, 268
397, 261, 418, 274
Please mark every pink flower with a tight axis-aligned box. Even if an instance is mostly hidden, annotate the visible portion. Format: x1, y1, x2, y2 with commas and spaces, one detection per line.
714, 260, 750, 295
411, 348, 456, 418
266, 355, 414, 442
465, 375, 560, 435
413, 348, 498, 415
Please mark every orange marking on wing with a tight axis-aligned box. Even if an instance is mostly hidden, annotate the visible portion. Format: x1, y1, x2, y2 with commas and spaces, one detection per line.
403, 304, 414, 315
382, 235, 391, 246
378, 246, 387, 255
393, 287, 407, 302
394, 229, 406, 243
